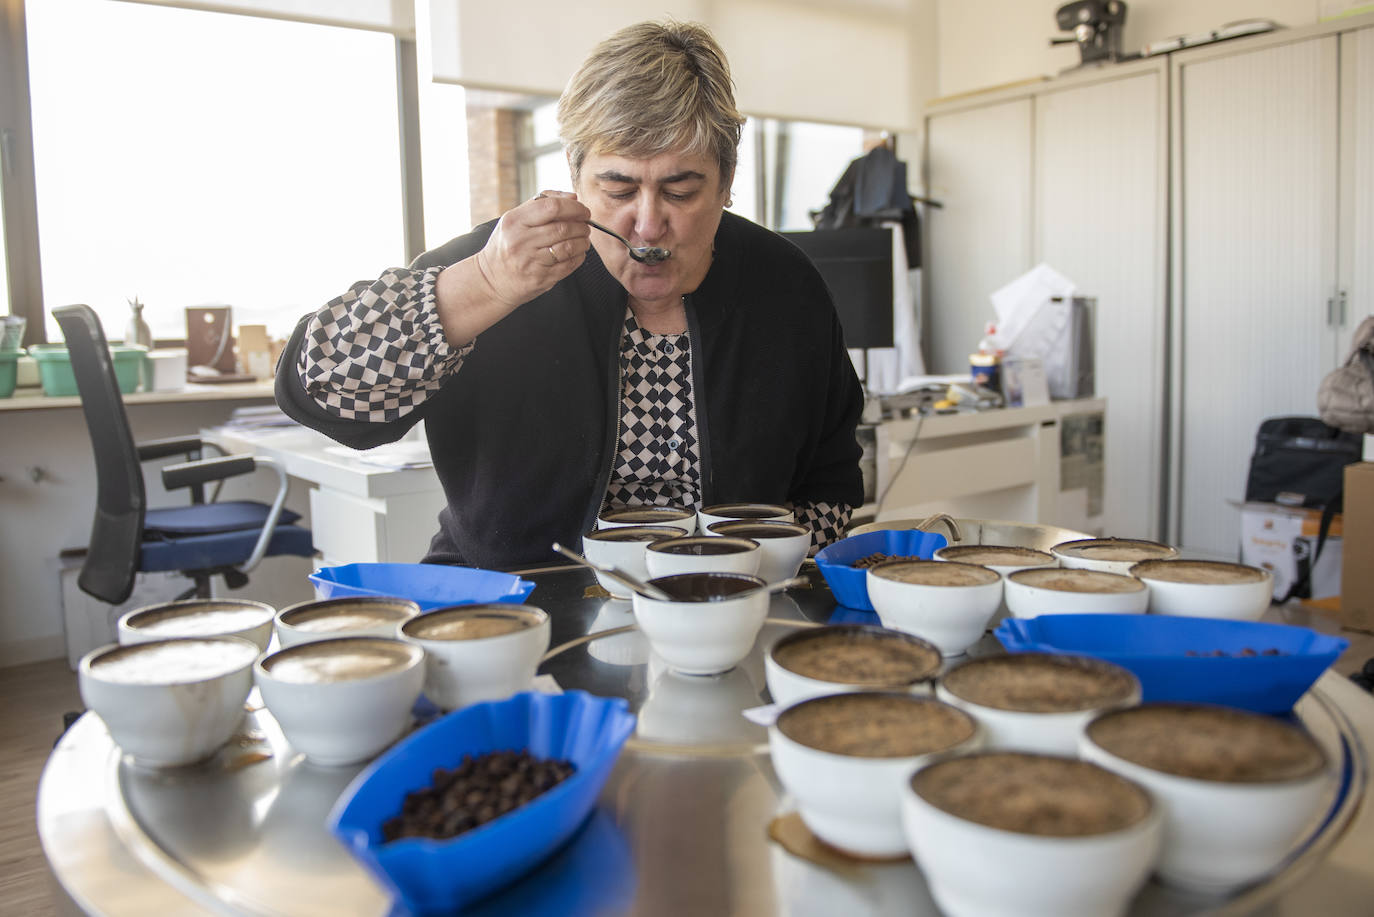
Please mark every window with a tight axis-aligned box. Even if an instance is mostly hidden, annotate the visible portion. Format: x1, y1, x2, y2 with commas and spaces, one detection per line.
25, 0, 405, 341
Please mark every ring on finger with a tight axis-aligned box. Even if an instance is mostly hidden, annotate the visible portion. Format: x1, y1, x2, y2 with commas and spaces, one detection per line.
548, 245, 559, 264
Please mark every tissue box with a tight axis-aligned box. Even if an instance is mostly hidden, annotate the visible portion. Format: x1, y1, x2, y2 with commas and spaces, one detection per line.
146, 348, 188, 392
1239, 502, 1342, 602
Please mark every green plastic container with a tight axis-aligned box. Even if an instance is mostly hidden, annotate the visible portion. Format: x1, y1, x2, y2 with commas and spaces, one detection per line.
30, 343, 147, 396
0, 350, 18, 398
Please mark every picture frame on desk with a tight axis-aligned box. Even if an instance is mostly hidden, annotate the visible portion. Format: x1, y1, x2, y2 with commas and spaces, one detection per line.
1001, 357, 1049, 408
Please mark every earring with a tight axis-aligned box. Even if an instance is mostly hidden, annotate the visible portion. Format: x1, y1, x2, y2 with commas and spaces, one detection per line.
725, 196, 734, 208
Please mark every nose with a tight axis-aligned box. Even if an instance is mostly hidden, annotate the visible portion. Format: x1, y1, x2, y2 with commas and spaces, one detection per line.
633, 191, 667, 244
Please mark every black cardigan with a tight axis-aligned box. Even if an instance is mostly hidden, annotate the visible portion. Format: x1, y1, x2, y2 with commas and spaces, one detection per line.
276, 211, 864, 569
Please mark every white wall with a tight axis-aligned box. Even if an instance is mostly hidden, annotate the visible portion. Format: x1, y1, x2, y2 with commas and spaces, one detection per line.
0, 399, 315, 667
935, 0, 1335, 99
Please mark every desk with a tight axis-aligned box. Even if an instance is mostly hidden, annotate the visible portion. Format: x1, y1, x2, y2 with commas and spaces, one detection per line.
0, 380, 276, 412
204, 426, 444, 566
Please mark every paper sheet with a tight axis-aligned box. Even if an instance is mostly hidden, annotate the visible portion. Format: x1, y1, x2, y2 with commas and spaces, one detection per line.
987, 263, 1077, 352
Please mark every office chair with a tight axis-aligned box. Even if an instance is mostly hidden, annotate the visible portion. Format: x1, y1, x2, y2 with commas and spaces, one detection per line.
54, 304, 314, 604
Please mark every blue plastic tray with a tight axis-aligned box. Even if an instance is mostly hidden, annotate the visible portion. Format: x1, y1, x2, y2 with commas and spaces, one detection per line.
330, 691, 636, 916
309, 562, 535, 611
995, 614, 1348, 713
814, 529, 948, 611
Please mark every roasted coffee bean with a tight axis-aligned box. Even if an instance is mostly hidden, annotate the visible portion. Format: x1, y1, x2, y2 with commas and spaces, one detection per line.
852, 552, 925, 570
381, 750, 577, 843
1184, 647, 1287, 658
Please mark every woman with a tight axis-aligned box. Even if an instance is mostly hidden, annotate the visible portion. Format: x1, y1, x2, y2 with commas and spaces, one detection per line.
276, 20, 864, 570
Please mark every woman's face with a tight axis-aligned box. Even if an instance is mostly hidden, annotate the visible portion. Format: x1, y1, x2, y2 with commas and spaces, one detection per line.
572, 148, 731, 308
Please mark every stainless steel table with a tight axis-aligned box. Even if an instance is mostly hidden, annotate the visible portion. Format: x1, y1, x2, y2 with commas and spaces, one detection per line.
37, 566, 1374, 916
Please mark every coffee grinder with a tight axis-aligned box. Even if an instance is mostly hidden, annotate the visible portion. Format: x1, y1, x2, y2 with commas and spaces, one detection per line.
1049, 0, 1129, 68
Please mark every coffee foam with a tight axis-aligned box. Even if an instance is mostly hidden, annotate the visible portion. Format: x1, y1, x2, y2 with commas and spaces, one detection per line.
407, 609, 537, 641
1088, 705, 1325, 782
90, 639, 258, 684
774, 629, 940, 685
778, 693, 975, 758
129, 603, 272, 637
941, 654, 1136, 712
1131, 560, 1267, 585
938, 545, 1054, 567
873, 560, 1000, 587
601, 507, 694, 524
283, 601, 415, 633
263, 638, 418, 684
1010, 568, 1144, 593
1057, 539, 1176, 562
913, 752, 1152, 837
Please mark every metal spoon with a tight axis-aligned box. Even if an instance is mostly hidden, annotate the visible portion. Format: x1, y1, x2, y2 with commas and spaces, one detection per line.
551, 542, 674, 600
588, 220, 671, 265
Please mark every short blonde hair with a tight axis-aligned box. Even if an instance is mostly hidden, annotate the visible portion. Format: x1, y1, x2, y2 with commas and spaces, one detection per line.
558, 20, 745, 186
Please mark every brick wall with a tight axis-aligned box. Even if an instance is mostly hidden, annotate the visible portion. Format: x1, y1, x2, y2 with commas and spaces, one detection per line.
466, 105, 522, 224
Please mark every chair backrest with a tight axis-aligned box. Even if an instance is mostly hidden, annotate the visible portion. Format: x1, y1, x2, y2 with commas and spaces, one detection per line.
53, 304, 145, 604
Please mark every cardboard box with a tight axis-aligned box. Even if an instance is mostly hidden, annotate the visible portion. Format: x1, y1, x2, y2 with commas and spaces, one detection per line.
1240, 502, 1343, 603
1341, 462, 1374, 633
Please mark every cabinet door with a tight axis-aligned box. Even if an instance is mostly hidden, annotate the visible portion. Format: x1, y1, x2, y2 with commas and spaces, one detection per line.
1036, 70, 1167, 540
1175, 36, 1339, 558
925, 99, 1032, 374
1342, 26, 1374, 338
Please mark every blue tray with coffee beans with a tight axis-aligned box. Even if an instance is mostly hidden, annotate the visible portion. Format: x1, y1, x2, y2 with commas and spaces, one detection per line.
995, 613, 1348, 714
814, 529, 949, 611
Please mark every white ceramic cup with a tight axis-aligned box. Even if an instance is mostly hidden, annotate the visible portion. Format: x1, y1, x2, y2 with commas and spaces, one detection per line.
117, 598, 276, 651
399, 604, 551, 710
865, 560, 1003, 656
274, 596, 421, 648
598, 505, 697, 532
697, 502, 794, 532
769, 692, 982, 857
645, 535, 761, 579
902, 750, 1162, 917
1080, 703, 1329, 892
935, 652, 1141, 756
255, 636, 425, 766
1129, 559, 1274, 621
79, 636, 259, 767
1051, 537, 1179, 575
581, 525, 690, 598
708, 519, 810, 584
933, 544, 1057, 624
764, 624, 941, 708
1003, 567, 1149, 618
632, 572, 769, 675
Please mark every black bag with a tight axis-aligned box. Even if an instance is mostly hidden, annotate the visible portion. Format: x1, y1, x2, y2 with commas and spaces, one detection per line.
1244, 416, 1362, 602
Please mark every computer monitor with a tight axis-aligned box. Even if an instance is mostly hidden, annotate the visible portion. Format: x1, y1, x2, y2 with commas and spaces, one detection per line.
781, 227, 894, 349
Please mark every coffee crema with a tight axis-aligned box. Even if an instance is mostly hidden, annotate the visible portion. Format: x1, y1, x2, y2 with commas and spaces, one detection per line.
601, 507, 694, 525
937, 545, 1055, 567
405, 609, 538, 641
1087, 704, 1326, 782
1130, 559, 1267, 585
871, 560, 1000, 588
777, 693, 976, 758
127, 601, 273, 637
282, 600, 416, 633
649, 536, 756, 557
913, 752, 1152, 837
90, 639, 258, 684
263, 638, 419, 684
773, 628, 940, 686
584, 524, 685, 544
700, 503, 791, 519
711, 521, 808, 540
1055, 538, 1177, 563
941, 654, 1136, 713
1009, 568, 1144, 593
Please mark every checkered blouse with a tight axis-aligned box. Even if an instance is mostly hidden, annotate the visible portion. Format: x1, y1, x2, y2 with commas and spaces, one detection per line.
298, 265, 851, 552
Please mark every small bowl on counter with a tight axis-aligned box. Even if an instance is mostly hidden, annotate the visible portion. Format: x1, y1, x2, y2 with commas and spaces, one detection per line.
1003, 567, 1149, 618
275, 597, 421, 648
632, 572, 770, 675
1130, 559, 1274, 621
707, 519, 811, 585
765, 624, 942, 707
117, 598, 276, 651
813, 528, 949, 611
400, 605, 551, 712
1051, 537, 1178, 575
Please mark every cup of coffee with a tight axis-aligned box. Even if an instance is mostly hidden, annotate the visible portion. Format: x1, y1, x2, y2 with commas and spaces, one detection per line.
255, 636, 425, 766
697, 502, 794, 532
902, 751, 1161, 917
645, 535, 761, 579
865, 560, 1003, 656
581, 525, 690, 598
598, 505, 698, 533
1052, 538, 1179, 575
765, 624, 942, 708
936, 652, 1140, 755
632, 572, 769, 675
1003, 567, 1148, 618
708, 519, 811, 584
1081, 702, 1328, 891
400, 605, 550, 711
934, 544, 1057, 624
117, 598, 276, 651
79, 636, 259, 767
769, 692, 982, 857
274, 596, 421, 648
1130, 559, 1273, 621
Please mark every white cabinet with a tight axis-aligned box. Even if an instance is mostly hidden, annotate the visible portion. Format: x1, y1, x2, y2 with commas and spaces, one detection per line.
1170, 29, 1370, 558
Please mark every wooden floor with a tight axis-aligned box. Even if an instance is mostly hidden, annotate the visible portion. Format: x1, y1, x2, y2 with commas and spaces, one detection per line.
4, 630, 1374, 915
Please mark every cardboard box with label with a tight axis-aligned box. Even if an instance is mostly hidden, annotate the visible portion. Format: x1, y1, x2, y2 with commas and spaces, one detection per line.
1341, 462, 1374, 633
1240, 502, 1343, 603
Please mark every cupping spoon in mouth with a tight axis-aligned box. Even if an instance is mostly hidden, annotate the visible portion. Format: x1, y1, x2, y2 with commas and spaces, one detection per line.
588, 220, 672, 265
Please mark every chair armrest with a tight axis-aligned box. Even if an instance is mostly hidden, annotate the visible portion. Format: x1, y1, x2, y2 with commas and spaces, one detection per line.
161, 455, 257, 491
137, 435, 206, 462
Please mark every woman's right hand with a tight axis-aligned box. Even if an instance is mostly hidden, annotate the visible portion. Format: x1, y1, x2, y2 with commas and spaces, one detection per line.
434, 192, 593, 346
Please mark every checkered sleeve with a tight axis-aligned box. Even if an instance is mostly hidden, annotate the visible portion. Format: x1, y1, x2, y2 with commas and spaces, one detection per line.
795, 500, 852, 555
297, 266, 473, 422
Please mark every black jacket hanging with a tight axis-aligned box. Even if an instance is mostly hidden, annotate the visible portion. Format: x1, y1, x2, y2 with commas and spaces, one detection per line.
814, 145, 921, 269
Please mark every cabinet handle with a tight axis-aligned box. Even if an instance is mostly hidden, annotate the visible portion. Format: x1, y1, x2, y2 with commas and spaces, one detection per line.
1339, 290, 1348, 326
1327, 295, 1336, 326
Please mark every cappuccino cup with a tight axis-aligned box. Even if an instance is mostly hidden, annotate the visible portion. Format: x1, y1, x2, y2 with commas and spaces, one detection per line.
1130, 559, 1273, 621
866, 560, 1003, 656
1004, 567, 1148, 618
765, 624, 942, 707
400, 605, 550, 710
